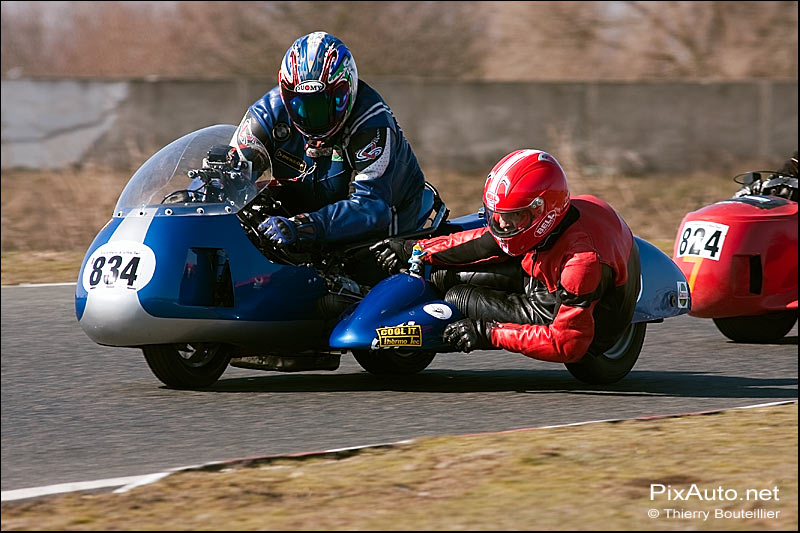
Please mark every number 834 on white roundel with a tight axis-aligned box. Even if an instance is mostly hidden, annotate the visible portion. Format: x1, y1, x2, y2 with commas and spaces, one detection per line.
82, 241, 157, 291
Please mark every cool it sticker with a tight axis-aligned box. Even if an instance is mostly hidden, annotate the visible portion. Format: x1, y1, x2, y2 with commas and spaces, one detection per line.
82, 241, 156, 291
375, 324, 422, 348
423, 303, 453, 320
677, 281, 690, 309
676, 221, 729, 261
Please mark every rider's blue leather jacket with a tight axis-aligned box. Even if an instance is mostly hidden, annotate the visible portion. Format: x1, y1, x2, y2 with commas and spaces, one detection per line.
230, 80, 425, 243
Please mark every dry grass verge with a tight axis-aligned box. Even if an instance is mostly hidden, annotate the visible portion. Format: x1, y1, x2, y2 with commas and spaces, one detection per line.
1, 168, 128, 253
2, 403, 796, 531
1, 251, 86, 285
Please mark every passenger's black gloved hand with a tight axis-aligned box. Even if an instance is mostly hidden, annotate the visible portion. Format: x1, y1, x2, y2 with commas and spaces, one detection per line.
369, 238, 416, 274
443, 318, 495, 353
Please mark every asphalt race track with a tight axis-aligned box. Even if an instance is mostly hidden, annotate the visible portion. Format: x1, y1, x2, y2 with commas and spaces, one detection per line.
2, 284, 797, 492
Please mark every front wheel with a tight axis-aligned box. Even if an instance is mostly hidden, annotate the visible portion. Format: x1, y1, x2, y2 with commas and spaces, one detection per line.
352, 349, 436, 375
143, 343, 231, 389
713, 311, 797, 343
565, 322, 647, 385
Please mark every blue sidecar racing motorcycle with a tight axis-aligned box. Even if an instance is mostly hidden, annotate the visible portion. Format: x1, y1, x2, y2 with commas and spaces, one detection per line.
76, 125, 690, 389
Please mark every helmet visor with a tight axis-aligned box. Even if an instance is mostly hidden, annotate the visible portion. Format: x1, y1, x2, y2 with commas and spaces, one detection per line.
485, 201, 544, 239
282, 81, 351, 138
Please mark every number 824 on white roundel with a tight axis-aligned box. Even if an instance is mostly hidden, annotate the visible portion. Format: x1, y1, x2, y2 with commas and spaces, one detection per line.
676, 221, 729, 261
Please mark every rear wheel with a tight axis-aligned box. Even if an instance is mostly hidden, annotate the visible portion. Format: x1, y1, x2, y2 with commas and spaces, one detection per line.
565, 322, 647, 385
713, 311, 797, 343
143, 343, 231, 389
352, 349, 436, 375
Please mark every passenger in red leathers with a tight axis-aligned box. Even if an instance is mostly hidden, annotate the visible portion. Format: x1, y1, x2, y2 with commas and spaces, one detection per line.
370, 149, 641, 364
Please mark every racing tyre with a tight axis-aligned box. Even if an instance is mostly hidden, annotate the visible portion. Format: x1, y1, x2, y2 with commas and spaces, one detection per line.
565, 322, 647, 385
352, 349, 436, 375
143, 343, 231, 389
713, 311, 797, 343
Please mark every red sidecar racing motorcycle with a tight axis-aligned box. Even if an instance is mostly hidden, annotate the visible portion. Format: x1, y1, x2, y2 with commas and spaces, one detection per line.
672, 168, 798, 342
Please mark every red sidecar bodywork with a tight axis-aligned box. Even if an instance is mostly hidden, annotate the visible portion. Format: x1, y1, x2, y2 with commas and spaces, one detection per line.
672, 195, 797, 319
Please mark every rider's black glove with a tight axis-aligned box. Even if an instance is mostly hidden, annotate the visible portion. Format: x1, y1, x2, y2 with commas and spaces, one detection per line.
369, 238, 416, 274
259, 216, 297, 246
258, 213, 317, 248
443, 318, 495, 353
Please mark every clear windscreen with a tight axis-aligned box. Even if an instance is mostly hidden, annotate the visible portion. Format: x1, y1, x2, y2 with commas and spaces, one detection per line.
113, 124, 267, 215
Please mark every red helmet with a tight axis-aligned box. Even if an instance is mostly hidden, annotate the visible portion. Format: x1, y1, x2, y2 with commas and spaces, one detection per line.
483, 149, 570, 256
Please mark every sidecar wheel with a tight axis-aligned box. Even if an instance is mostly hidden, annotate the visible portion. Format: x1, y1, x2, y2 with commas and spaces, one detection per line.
713, 311, 797, 343
565, 322, 647, 385
143, 343, 231, 389
352, 349, 436, 375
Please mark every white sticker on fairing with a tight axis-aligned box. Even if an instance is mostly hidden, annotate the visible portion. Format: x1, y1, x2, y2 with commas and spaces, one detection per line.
676, 221, 730, 261
82, 241, 156, 291
423, 303, 453, 320
677, 281, 689, 309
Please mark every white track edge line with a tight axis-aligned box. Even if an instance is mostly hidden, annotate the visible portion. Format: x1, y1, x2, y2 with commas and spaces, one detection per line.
2, 400, 795, 503
1, 282, 77, 288
2, 475, 162, 502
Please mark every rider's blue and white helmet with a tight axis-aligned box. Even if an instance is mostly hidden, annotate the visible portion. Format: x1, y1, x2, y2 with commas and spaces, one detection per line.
279, 32, 359, 141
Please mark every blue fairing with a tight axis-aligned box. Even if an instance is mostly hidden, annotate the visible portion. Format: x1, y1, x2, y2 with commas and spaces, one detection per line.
77, 211, 327, 322
329, 274, 463, 351
138, 212, 327, 321
75, 208, 331, 349
632, 237, 691, 323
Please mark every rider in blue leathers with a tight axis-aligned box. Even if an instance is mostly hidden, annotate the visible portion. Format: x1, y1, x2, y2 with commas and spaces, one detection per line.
229, 31, 425, 248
